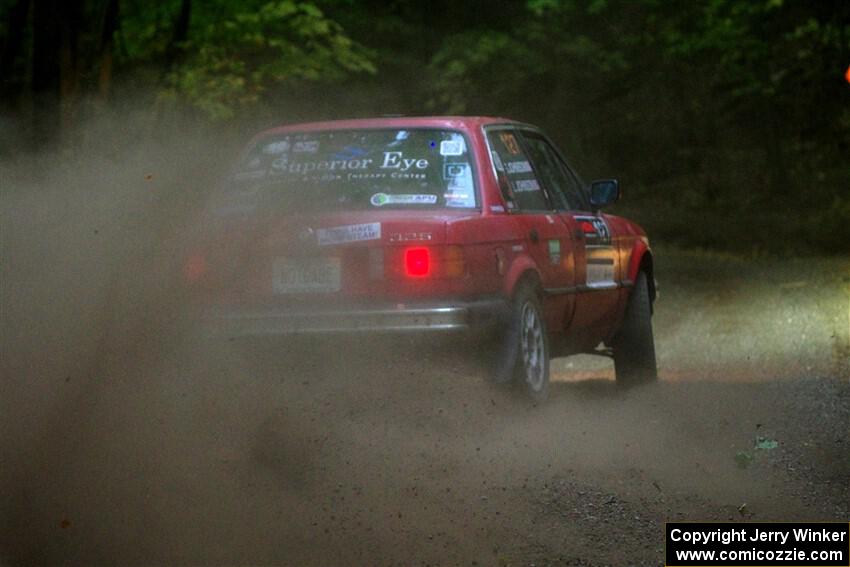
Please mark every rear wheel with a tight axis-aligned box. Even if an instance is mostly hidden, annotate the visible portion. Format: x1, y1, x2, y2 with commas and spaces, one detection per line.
488, 282, 550, 402
612, 270, 657, 385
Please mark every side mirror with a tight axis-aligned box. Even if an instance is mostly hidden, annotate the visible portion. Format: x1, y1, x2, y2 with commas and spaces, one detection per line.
590, 179, 619, 209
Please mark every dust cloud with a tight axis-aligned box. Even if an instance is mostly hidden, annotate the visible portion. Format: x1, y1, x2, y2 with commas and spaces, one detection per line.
1, 113, 848, 566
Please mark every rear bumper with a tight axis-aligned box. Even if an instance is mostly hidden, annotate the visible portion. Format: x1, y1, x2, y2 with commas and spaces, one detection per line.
202, 298, 509, 337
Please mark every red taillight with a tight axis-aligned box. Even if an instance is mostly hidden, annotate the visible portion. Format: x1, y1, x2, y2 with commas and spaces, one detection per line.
404, 247, 430, 277
184, 254, 207, 283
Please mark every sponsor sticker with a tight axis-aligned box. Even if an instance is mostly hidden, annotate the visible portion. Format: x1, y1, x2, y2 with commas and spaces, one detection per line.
444, 192, 472, 207
263, 140, 290, 154
505, 160, 532, 174
513, 179, 540, 193
586, 259, 615, 284
439, 140, 464, 156
548, 239, 561, 265
316, 223, 381, 246
370, 193, 438, 207
443, 163, 468, 179
293, 140, 320, 153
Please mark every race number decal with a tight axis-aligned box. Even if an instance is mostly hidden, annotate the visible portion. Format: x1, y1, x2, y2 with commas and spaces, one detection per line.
499, 132, 521, 155
576, 215, 612, 246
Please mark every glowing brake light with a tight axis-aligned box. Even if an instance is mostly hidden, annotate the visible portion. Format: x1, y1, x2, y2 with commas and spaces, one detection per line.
404, 247, 430, 277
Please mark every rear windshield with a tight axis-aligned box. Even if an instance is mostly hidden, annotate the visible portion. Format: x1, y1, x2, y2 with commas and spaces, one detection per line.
218, 128, 477, 214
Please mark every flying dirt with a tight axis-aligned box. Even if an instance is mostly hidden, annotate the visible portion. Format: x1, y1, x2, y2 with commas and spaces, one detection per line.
1, 136, 848, 566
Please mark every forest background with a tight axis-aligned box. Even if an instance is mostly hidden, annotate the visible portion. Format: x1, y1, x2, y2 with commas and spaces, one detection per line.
1, 0, 848, 253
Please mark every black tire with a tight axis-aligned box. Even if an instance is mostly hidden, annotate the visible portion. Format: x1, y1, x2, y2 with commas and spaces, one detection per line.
612, 270, 658, 385
489, 282, 550, 402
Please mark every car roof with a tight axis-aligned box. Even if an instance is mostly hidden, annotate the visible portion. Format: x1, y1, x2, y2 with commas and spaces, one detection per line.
257, 116, 525, 136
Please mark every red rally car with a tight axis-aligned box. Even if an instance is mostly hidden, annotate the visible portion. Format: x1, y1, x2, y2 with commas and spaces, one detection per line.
190, 116, 658, 401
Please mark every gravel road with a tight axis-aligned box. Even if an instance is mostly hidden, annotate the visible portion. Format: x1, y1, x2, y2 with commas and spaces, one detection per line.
2, 163, 848, 566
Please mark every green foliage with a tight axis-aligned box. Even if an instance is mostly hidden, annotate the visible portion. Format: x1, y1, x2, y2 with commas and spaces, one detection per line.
118, 1, 183, 63
427, 31, 541, 114
420, 0, 850, 252
2, 0, 847, 252
164, 1, 374, 120
660, 0, 850, 114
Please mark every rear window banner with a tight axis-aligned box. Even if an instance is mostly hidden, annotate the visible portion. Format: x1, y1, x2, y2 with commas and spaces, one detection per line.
316, 223, 382, 246
226, 129, 477, 212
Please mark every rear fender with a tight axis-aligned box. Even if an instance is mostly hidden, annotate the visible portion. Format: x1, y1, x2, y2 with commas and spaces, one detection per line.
503, 255, 541, 299
626, 240, 655, 305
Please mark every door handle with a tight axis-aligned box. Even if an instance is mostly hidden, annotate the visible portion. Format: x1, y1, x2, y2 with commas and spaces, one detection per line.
529, 229, 539, 243
574, 229, 584, 239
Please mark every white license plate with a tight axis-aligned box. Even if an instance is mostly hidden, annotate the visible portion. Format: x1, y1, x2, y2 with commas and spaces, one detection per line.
272, 257, 341, 294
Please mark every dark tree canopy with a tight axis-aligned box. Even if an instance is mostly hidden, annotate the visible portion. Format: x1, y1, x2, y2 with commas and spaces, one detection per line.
0, 0, 848, 251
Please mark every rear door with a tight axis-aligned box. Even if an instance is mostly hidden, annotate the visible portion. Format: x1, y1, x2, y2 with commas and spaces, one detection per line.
485, 127, 576, 332
515, 129, 621, 341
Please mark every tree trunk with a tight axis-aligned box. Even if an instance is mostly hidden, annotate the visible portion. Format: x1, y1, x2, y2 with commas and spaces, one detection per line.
97, 0, 120, 101
154, 0, 191, 137
164, 0, 191, 70
0, 0, 31, 108
764, 112, 791, 201
31, 0, 61, 149
59, 0, 83, 137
